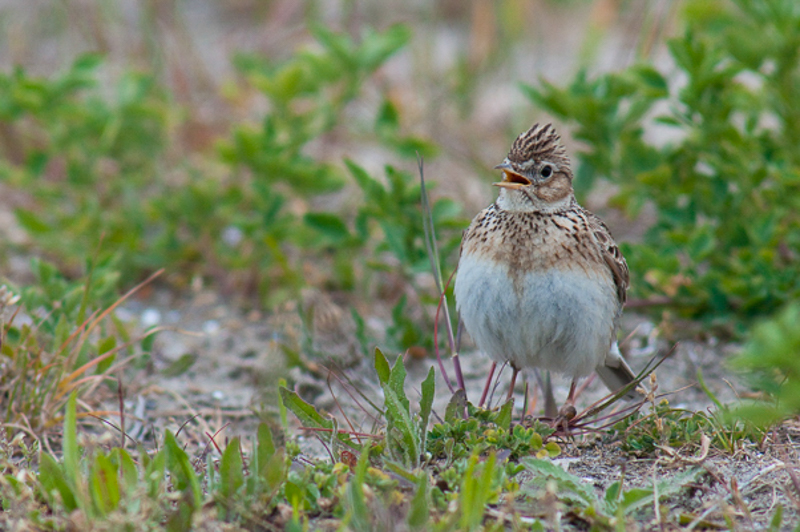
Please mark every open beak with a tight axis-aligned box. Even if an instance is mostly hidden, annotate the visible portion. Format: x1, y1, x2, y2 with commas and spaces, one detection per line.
492, 162, 531, 189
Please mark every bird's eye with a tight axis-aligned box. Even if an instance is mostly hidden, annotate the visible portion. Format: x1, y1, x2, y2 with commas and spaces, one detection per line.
540, 164, 553, 178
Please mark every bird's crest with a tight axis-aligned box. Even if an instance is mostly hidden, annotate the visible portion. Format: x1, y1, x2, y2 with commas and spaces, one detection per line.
507, 123, 570, 169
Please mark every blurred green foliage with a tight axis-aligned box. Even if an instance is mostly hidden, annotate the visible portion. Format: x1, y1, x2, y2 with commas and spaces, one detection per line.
0, 25, 459, 327
525, 0, 800, 326
16, 257, 120, 335
729, 302, 800, 427
0, 54, 171, 276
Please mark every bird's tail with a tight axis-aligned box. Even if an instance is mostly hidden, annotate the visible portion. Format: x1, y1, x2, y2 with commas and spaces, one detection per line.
595, 342, 638, 400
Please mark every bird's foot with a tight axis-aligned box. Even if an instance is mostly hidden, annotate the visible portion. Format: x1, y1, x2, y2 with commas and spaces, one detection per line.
551, 403, 577, 435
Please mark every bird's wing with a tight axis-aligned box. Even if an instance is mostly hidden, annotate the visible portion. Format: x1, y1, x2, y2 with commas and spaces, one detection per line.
586, 211, 629, 306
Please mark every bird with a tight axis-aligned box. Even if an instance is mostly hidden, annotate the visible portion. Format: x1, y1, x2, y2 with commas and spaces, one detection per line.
453, 122, 637, 418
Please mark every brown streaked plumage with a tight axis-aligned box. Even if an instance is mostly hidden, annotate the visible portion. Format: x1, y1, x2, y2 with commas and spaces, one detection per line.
454, 123, 637, 415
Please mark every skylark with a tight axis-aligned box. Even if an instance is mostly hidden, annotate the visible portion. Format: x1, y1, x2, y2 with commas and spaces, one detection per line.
454, 123, 636, 416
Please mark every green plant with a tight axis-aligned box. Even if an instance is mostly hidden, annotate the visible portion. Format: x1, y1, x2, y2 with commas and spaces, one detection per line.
341, 158, 465, 355
524, 0, 800, 326
0, 264, 153, 434
278, 344, 565, 529
214, 24, 416, 300
452, 453, 504, 531
0, 54, 173, 280
348, 161, 463, 277
427, 400, 559, 463
374, 347, 434, 470
0, 24, 452, 311
224, 24, 411, 195
521, 458, 701, 527
15, 257, 120, 335
610, 398, 763, 456
729, 302, 800, 427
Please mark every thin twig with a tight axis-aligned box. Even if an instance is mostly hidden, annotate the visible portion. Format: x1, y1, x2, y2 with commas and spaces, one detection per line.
326, 372, 362, 446
86, 414, 140, 447
418, 154, 457, 354
323, 367, 383, 422
118, 377, 126, 450
175, 414, 202, 439
204, 425, 229, 455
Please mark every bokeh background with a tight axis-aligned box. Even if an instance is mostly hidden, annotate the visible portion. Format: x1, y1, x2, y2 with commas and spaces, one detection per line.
2, 1, 800, 529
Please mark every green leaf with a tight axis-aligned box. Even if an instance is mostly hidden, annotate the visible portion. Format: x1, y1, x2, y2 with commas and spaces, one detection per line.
359, 24, 411, 71
62, 393, 80, 492
387, 352, 408, 404
144, 445, 166, 499
71, 53, 104, 73
632, 65, 669, 97
263, 447, 286, 495
382, 384, 419, 469
618, 488, 655, 512
162, 353, 197, 378
256, 422, 275, 467
345, 446, 372, 532
544, 441, 561, 457
381, 354, 419, 467
418, 367, 435, 440
39, 453, 78, 512
459, 453, 497, 530
163, 431, 201, 509
96, 336, 117, 375
407, 473, 430, 530
495, 398, 514, 431
768, 505, 783, 532
374, 347, 390, 385
89, 452, 120, 516
304, 212, 351, 242
521, 457, 598, 509
278, 387, 358, 449
97, 336, 117, 356
218, 437, 244, 517
604, 480, 621, 506
346, 158, 384, 200
166, 492, 196, 532
378, 219, 408, 263
444, 389, 467, 423
15, 208, 50, 234
109, 448, 138, 494
376, 98, 400, 131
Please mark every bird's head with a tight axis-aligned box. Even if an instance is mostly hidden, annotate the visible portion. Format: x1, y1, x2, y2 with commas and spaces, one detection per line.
494, 123, 574, 212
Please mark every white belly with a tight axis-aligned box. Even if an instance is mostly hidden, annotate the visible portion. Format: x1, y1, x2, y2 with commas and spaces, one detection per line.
454, 254, 618, 378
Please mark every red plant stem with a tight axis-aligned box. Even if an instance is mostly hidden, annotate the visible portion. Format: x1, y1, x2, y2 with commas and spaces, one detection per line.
479, 362, 496, 407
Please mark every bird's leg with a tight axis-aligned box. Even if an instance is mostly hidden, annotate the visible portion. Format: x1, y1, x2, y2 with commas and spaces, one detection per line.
534, 369, 558, 418
478, 362, 496, 408
506, 365, 519, 403
548, 379, 579, 435
558, 380, 578, 421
